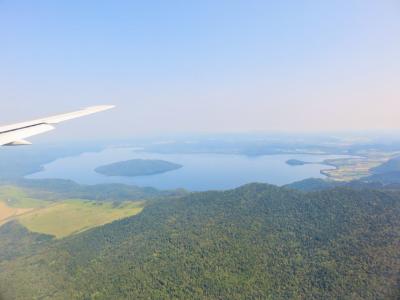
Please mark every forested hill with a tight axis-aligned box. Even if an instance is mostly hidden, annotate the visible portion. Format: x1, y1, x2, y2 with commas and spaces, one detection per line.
364, 156, 400, 184
1, 183, 400, 299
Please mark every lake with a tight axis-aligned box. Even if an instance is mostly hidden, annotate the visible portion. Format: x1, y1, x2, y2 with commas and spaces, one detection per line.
27, 147, 348, 191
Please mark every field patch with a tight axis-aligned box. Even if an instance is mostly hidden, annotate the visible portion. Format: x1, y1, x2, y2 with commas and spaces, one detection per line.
18, 200, 144, 238
0, 185, 49, 208
0, 202, 35, 225
0, 185, 145, 238
0, 186, 50, 225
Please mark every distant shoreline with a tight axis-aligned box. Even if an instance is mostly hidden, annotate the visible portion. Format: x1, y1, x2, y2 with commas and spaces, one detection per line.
285, 158, 339, 179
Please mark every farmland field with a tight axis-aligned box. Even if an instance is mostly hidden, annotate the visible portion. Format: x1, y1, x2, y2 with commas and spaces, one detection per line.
321, 151, 400, 181
0, 186, 49, 208
0, 185, 144, 238
18, 200, 144, 238
0, 202, 35, 226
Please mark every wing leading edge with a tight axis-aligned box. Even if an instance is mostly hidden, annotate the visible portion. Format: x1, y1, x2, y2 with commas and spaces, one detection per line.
0, 105, 115, 146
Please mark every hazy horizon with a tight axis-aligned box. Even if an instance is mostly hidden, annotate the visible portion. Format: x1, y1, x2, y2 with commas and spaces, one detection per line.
1, 1, 400, 141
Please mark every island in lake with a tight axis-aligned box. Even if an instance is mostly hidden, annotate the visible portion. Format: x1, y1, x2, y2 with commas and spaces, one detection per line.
286, 159, 311, 166
95, 159, 183, 177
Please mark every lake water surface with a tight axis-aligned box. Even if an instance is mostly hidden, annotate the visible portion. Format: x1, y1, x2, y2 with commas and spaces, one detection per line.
27, 148, 348, 191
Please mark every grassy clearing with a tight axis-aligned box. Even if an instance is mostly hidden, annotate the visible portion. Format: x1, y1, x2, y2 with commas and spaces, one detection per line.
18, 200, 144, 238
0, 185, 49, 208
0, 202, 35, 225
0, 186, 51, 225
0, 185, 145, 238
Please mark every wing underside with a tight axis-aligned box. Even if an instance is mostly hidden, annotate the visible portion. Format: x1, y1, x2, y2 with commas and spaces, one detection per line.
0, 105, 114, 146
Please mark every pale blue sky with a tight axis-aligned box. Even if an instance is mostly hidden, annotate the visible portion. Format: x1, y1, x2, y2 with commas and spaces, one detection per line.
1, 1, 399, 139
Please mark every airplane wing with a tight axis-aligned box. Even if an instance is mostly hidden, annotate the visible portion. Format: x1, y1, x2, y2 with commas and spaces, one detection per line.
0, 105, 115, 146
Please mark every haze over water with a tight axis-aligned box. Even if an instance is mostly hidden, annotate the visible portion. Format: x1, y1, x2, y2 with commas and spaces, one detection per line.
28, 147, 349, 191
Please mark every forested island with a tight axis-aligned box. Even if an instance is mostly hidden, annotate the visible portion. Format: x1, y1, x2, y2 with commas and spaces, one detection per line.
286, 159, 311, 166
95, 159, 183, 177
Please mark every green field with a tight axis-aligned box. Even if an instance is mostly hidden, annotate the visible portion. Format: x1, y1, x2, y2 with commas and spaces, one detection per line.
0, 185, 49, 208
0, 185, 145, 238
18, 200, 144, 238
